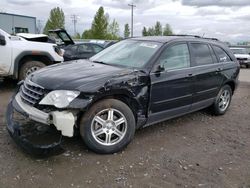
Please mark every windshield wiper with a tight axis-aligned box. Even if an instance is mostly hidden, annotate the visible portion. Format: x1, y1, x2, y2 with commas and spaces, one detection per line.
92, 60, 109, 65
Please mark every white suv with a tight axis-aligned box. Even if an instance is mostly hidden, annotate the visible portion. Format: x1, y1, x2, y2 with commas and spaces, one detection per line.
0, 29, 63, 80
230, 47, 250, 68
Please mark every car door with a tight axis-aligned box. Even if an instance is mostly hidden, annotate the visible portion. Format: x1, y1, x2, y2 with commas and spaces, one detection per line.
77, 44, 95, 59
148, 42, 194, 124
189, 42, 224, 110
0, 33, 12, 75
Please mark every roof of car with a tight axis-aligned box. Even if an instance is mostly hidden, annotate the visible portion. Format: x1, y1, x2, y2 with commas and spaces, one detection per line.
131, 35, 220, 43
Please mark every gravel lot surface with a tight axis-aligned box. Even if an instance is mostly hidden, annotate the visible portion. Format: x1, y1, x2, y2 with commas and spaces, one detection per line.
0, 70, 250, 188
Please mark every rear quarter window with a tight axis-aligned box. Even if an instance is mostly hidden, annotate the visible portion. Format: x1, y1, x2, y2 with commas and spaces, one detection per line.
190, 43, 214, 66
212, 45, 232, 63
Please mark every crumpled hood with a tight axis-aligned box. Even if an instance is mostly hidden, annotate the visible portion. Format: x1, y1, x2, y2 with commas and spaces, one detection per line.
30, 59, 135, 91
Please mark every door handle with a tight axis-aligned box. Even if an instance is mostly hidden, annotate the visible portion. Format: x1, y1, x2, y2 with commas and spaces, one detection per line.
216, 68, 223, 72
185, 73, 193, 79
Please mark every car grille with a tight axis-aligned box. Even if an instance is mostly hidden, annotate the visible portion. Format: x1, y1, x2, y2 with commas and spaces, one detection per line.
20, 79, 45, 106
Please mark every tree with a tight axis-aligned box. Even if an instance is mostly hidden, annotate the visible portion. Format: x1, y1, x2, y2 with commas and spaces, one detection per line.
154, 21, 162, 36
142, 27, 148, 36
90, 6, 109, 39
73, 33, 81, 39
124, 23, 130, 38
163, 24, 173, 36
147, 27, 155, 36
107, 19, 120, 40
43, 7, 65, 34
82, 29, 92, 39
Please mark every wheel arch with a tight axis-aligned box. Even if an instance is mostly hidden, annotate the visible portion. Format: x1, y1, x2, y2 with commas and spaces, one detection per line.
13, 51, 55, 79
224, 80, 236, 95
81, 92, 144, 127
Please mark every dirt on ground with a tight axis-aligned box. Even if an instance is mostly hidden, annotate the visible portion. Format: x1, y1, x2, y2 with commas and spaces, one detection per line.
0, 79, 250, 188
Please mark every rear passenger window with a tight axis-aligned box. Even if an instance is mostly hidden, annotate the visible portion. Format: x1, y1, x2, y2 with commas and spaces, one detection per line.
213, 46, 231, 63
190, 43, 214, 66
159, 43, 190, 70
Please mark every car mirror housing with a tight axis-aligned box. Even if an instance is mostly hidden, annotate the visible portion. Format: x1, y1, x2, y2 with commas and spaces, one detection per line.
155, 64, 165, 73
0, 35, 6, 46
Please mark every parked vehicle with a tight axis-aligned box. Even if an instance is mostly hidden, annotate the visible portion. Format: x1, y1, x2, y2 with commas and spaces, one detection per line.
63, 43, 104, 61
0, 29, 63, 80
230, 47, 250, 68
6, 36, 239, 157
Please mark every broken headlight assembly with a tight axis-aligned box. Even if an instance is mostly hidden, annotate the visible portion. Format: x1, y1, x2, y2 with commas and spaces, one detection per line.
39, 90, 80, 108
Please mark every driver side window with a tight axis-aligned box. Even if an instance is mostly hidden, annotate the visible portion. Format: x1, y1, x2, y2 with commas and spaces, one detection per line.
159, 43, 190, 71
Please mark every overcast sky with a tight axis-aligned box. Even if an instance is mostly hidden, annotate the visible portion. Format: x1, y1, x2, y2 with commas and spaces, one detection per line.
1, 0, 250, 43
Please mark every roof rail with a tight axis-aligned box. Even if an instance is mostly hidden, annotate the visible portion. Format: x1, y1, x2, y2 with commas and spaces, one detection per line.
167, 34, 219, 41
202, 37, 219, 41
167, 34, 201, 38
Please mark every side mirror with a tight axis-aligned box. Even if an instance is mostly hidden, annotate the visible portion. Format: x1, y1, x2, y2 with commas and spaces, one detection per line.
0, 35, 6, 46
155, 64, 165, 73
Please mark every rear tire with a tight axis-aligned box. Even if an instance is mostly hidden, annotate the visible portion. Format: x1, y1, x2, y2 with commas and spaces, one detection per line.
80, 99, 136, 154
19, 60, 46, 80
211, 85, 232, 115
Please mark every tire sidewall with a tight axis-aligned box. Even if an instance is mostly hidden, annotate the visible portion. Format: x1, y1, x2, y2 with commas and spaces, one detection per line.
214, 85, 232, 115
80, 99, 136, 154
19, 61, 46, 80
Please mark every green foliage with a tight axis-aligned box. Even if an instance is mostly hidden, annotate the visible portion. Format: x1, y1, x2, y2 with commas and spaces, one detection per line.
124, 23, 130, 38
154, 21, 162, 36
43, 7, 65, 34
90, 6, 109, 39
147, 27, 155, 36
163, 24, 173, 36
142, 27, 148, 36
107, 19, 120, 40
142, 22, 173, 36
73, 33, 81, 39
82, 29, 92, 39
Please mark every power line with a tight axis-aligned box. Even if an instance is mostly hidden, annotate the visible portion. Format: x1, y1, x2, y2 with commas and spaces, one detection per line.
128, 3, 136, 37
71, 14, 78, 36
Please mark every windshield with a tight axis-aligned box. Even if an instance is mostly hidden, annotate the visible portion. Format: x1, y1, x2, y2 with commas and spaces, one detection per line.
231, 48, 248, 55
90, 40, 162, 68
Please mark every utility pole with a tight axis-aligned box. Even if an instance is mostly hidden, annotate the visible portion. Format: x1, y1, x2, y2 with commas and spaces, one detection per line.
71, 14, 78, 36
128, 3, 136, 37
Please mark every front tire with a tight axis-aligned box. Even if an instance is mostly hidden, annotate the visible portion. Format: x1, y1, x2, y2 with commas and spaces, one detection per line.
80, 99, 136, 154
19, 60, 46, 80
212, 85, 232, 115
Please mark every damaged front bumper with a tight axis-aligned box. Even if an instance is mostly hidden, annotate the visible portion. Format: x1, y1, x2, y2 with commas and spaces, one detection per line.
6, 92, 76, 158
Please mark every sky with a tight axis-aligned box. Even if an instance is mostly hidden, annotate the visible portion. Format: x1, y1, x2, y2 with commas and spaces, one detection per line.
1, 0, 250, 43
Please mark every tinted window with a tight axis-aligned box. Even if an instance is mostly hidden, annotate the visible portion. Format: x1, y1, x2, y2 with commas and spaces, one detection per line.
64, 45, 77, 55
78, 44, 93, 53
92, 44, 103, 53
190, 43, 213, 66
213, 46, 231, 62
159, 43, 190, 70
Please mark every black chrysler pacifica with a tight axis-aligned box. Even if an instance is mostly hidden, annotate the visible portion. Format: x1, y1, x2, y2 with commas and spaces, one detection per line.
6, 36, 240, 156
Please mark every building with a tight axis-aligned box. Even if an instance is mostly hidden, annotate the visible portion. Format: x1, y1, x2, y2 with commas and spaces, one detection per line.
0, 12, 36, 34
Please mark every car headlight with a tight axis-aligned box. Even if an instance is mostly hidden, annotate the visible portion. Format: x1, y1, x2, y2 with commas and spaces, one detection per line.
39, 90, 80, 108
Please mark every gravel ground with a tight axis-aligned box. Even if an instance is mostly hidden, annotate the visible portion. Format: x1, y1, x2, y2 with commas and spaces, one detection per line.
0, 72, 250, 188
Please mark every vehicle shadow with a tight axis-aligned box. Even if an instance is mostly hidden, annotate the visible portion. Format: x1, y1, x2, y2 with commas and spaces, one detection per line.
0, 78, 18, 91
